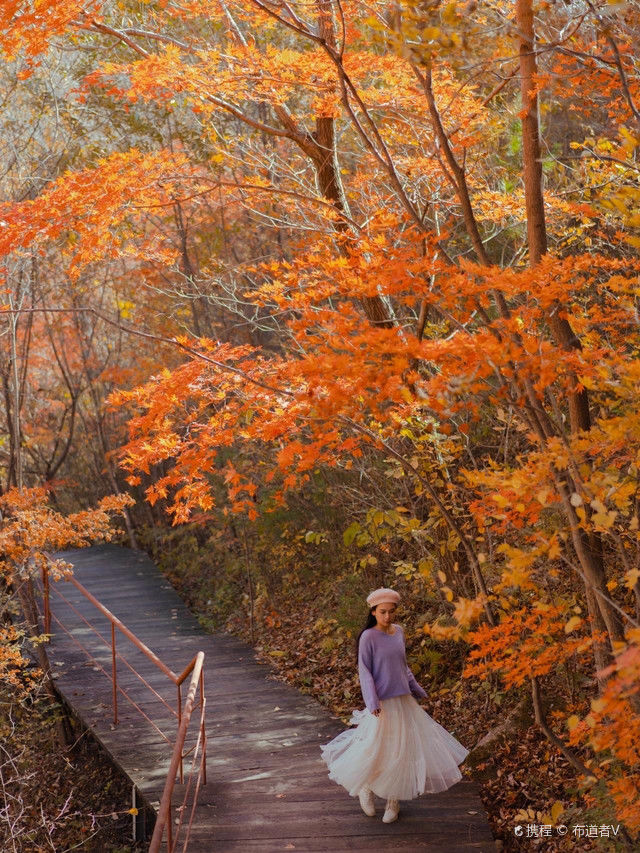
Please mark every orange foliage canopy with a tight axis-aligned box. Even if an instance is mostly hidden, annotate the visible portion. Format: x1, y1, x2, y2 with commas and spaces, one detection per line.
0, 487, 133, 581
0, 0, 99, 65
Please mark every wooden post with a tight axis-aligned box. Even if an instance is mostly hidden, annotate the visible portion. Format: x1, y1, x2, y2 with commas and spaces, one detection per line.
200, 671, 207, 785
41, 565, 51, 635
131, 785, 137, 842
111, 622, 118, 725
177, 684, 183, 784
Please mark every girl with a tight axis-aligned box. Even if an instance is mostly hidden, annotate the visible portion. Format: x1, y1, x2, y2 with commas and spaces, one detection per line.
320, 587, 469, 823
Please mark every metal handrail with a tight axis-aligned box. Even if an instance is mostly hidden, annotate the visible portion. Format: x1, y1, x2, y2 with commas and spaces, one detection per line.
40, 565, 207, 851
48, 581, 178, 724
47, 594, 174, 744
149, 652, 206, 853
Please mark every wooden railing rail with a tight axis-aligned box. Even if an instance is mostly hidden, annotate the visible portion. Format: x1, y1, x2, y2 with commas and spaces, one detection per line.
150, 652, 206, 853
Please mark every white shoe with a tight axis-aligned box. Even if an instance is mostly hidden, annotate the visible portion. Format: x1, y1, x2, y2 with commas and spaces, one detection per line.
358, 786, 376, 817
382, 798, 399, 823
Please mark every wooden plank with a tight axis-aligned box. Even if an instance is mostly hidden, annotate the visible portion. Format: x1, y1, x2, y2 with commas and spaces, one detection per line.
184, 798, 492, 837
203, 836, 494, 852
219, 841, 489, 852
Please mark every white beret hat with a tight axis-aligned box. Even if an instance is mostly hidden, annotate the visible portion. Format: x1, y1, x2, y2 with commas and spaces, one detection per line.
366, 588, 400, 608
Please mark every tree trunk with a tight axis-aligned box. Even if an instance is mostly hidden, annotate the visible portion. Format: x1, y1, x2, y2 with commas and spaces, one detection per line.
515, 0, 591, 433
585, 584, 611, 684
516, 0, 625, 660
314, 1, 392, 328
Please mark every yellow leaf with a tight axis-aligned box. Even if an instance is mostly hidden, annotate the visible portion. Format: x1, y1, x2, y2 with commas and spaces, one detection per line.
550, 801, 564, 823
499, 565, 536, 590
592, 509, 618, 529
578, 374, 596, 390
548, 538, 562, 560
624, 568, 640, 590
116, 298, 134, 320
567, 715, 580, 731
418, 557, 433, 575
564, 615, 582, 634
453, 596, 484, 626
492, 493, 509, 508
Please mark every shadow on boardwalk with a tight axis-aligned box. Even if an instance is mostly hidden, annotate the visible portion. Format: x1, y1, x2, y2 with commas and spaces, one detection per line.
49, 544, 495, 852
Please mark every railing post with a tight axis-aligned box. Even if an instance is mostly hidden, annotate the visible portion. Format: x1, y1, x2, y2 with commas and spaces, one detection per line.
111, 622, 118, 725
41, 565, 51, 635
177, 684, 183, 783
200, 671, 207, 785
166, 797, 173, 852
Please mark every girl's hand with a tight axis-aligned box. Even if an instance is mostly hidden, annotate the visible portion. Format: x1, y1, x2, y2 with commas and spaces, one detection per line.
372, 709, 381, 717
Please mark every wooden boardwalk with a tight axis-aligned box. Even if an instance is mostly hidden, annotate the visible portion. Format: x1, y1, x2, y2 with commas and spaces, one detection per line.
48, 544, 495, 851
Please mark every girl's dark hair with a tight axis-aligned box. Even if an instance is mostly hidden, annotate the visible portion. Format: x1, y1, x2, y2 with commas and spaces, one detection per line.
355, 607, 377, 665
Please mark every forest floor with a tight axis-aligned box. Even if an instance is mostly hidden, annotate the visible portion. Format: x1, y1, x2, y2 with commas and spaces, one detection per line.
0, 680, 146, 852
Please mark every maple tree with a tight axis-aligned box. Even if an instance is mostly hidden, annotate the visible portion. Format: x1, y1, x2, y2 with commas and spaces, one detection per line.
2, 0, 640, 839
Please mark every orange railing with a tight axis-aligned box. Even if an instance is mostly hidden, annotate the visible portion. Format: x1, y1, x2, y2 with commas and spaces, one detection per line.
150, 652, 206, 852
40, 566, 207, 852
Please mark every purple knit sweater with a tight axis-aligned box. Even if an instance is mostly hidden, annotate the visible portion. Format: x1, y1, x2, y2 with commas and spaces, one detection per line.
358, 624, 427, 713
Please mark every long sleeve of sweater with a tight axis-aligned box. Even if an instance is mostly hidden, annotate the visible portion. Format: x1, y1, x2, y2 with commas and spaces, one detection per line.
358, 632, 381, 713
406, 664, 427, 700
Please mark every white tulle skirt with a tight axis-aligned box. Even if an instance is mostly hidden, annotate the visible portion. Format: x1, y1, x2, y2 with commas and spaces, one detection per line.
320, 694, 469, 801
